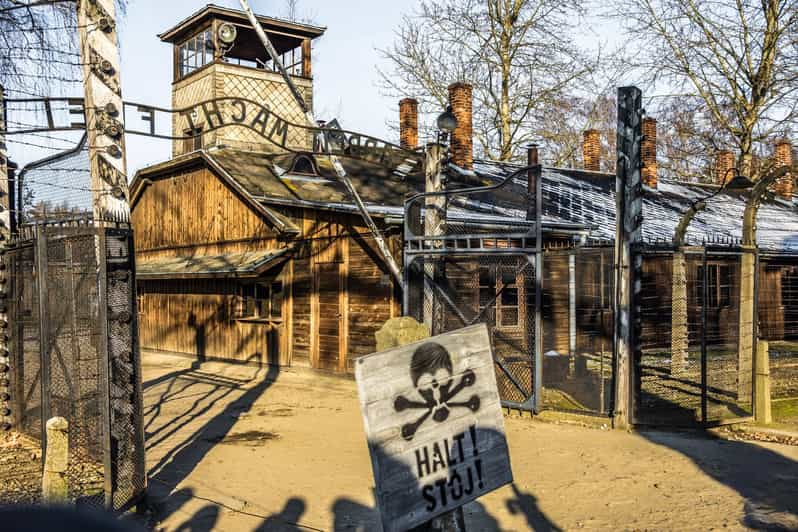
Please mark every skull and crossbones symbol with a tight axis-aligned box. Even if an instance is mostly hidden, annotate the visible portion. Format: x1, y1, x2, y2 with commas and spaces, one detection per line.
394, 342, 480, 441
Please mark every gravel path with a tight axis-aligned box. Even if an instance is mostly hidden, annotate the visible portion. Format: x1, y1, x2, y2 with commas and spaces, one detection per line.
142, 351, 798, 531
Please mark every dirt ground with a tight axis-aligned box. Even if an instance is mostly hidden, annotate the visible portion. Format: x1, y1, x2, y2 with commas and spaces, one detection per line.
142, 351, 798, 531
0, 432, 42, 505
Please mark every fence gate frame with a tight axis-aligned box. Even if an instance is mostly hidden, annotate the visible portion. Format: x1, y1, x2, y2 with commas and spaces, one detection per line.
634, 242, 757, 427
6, 220, 146, 510
402, 163, 544, 412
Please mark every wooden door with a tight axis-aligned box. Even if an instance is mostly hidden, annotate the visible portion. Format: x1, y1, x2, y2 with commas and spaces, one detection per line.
316, 262, 340, 370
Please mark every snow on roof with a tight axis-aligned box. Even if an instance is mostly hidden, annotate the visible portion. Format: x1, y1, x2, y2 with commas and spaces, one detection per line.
473, 159, 798, 252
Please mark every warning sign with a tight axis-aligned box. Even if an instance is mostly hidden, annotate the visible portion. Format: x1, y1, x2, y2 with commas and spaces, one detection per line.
355, 324, 513, 532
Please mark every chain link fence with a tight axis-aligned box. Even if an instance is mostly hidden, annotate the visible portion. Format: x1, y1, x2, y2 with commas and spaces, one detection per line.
636, 245, 753, 426
541, 245, 614, 415
4, 222, 145, 510
758, 256, 798, 400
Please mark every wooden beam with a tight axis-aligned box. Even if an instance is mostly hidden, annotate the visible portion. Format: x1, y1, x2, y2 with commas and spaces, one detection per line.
338, 233, 349, 372
77, 0, 131, 223
614, 86, 644, 429
301, 39, 312, 78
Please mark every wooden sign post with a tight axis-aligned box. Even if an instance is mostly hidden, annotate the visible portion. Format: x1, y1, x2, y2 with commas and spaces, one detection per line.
356, 324, 513, 532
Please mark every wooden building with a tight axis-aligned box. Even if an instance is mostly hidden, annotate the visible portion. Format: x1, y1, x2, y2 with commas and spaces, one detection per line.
131, 5, 798, 381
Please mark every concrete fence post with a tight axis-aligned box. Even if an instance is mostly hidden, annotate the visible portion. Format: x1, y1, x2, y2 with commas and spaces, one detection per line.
42, 416, 69, 504
755, 339, 772, 424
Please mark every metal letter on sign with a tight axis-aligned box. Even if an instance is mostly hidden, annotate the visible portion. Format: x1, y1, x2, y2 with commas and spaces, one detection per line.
355, 324, 513, 532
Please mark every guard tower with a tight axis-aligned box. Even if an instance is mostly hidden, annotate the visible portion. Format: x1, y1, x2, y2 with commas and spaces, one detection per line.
159, 4, 325, 156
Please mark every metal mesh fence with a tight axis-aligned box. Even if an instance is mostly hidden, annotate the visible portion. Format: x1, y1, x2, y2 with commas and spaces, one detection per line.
636, 247, 752, 426
4, 223, 144, 510
541, 246, 614, 415
17, 135, 92, 225
104, 228, 146, 511
9, 243, 41, 440
41, 226, 104, 505
758, 257, 798, 400
405, 254, 535, 406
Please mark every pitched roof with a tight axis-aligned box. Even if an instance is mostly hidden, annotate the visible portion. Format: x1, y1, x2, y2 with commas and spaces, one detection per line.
131, 148, 798, 252
137, 248, 290, 279
473, 160, 798, 252
158, 4, 326, 44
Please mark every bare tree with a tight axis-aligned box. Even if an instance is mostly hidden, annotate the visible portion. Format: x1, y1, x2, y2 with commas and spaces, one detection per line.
539, 94, 617, 171
379, 0, 605, 162
611, 0, 798, 180
0, 0, 126, 97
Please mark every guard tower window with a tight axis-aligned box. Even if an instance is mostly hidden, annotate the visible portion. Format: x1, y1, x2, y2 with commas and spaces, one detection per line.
223, 43, 304, 76
178, 29, 214, 78
182, 126, 203, 153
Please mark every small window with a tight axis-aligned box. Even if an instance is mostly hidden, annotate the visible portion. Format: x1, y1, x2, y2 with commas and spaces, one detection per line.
478, 264, 521, 328
183, 126, 203, 153
178, 29, 214, 79
289, 154, 319, 176
237, 281, 283, 320
695, 263, 733, 308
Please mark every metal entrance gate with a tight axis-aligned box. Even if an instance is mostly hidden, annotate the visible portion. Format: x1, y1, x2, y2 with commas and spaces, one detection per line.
635, 245, 754, 426
402, 164, 616, 415
6, 221, 145, 510
404, 240, 538, 409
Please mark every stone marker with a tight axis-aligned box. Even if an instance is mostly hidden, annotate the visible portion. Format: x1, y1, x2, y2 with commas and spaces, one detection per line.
755, 339, 772, 424
42, 416, 69, 504
375, 316, 431, 352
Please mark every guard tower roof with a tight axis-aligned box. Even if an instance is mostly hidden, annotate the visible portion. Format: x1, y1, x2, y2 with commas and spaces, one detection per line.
158, 4, 326, 45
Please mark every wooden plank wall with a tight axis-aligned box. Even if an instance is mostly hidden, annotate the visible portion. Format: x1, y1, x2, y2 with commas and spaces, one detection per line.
543, 254, 570, 354
138, 278, 287, 366
346, 229, 395, 370
132, 166, 277, 260
133, 166, 401, 372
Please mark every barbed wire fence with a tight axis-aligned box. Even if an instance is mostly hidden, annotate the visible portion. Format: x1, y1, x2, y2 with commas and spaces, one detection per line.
0, 0, 145, 511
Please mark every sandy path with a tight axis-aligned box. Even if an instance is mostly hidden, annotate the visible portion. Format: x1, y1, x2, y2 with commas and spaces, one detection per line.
142, 352, 798, 531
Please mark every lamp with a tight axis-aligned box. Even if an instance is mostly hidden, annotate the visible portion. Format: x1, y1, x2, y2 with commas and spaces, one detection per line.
218, 23, 238, 47
436, 106, 458, 133
724, 173, 755, 190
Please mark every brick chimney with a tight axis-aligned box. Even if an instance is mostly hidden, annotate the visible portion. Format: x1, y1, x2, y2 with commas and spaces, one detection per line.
641, 117, 657, 188
583, 129, 601, 171
774, 139, 793, 199
399, 98, 418, 150
714, 150, 735, 185
448, 82, 473, 170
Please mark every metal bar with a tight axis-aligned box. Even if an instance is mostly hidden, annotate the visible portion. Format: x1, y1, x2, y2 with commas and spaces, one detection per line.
126, 230, 147, 507
751, 248, 760, 419
96, 228, 113, 508
237, 0, 311, 117
239, 0, 403, 286
701, 247, 708, 425
406, 232, 536, 241
406, 249, 536, 257
534, 164, 543, 413
35, 227, 50, 444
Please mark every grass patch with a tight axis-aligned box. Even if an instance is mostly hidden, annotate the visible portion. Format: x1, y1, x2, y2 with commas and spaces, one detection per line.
772, 397, 798, 425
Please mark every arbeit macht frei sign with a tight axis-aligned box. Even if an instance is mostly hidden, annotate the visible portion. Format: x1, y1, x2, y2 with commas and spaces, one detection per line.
355, 324, 513, 532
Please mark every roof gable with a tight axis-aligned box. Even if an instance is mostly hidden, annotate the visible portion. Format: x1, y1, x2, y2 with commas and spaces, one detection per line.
131, 150, 299, 236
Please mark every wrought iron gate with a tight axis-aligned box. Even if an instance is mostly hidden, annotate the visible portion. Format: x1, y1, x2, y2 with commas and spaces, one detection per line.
6, 221, 145, 510
402, 165, 616, 415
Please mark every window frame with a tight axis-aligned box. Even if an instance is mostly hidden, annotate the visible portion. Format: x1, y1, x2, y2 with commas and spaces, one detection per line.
477, 263, 523, 330
177, 28, 214, 80
695, 262, 733, 309
236, 280, 284, 322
